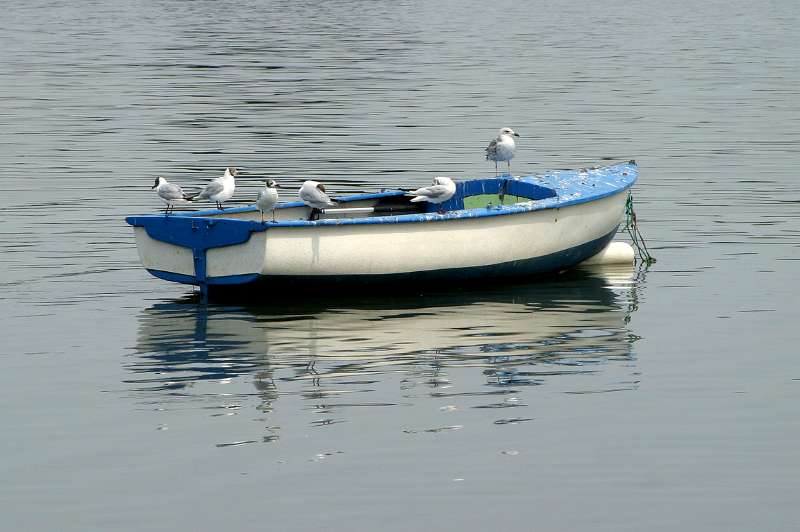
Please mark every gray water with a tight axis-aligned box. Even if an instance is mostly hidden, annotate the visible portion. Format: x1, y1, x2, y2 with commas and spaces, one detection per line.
2, 0, 799, 530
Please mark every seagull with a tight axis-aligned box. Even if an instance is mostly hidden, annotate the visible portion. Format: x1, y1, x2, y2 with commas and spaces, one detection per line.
151, 176, 192, 215
485, 127, 520, 176
407, 176, 456, 214
299, 180, 336, 221
256, 179, 280, 222
190, 167, 236, 209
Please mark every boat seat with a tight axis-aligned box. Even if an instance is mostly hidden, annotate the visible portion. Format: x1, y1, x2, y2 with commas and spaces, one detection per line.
431, 178, 558, 212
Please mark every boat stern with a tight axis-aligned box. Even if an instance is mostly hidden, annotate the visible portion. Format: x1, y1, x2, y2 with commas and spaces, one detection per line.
126, 214, 267, 288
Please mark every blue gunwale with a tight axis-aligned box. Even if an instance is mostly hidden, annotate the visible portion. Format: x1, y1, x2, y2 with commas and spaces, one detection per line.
126, 161, 637, 230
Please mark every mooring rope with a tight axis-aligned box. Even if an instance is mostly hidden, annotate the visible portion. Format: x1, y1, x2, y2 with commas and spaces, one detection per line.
625, 191, 656, 264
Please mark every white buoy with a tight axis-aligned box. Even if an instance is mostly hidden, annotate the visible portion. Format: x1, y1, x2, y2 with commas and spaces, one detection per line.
580, 241, 635, 266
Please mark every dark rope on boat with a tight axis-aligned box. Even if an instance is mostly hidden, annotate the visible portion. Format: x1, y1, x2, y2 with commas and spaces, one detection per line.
625, 191, 656, 265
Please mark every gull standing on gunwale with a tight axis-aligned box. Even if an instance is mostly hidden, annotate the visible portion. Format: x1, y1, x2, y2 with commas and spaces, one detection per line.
256, 179, 280, 222
407, 176, 456, 214
485, 127, 520, 176
152, 176, 192, 215
190, 167, 237, 209
299, 180, 336, 221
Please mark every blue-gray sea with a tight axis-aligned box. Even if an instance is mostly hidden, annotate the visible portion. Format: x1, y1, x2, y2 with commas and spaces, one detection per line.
2, 1, 799, 530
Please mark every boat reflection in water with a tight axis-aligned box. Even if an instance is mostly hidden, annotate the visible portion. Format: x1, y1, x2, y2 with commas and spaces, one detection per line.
128, 265, 646, 438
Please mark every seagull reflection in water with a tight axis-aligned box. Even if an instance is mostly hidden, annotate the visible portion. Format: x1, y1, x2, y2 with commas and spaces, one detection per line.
128, 265, 648, 439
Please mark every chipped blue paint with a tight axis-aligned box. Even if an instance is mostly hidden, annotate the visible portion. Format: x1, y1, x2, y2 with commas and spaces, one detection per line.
125, 162, 637, 289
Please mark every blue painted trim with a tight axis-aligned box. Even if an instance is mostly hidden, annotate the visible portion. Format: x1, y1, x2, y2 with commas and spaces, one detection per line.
125, 161, 637, 229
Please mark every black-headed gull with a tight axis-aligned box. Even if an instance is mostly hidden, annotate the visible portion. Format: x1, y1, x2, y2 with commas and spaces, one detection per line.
256, 179, 280, 222
299, 180, 336, 221
151, 176, 192, 215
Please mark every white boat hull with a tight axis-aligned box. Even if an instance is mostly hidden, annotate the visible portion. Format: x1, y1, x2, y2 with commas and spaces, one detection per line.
126, 161, 639, 294
133, 191, 625, 282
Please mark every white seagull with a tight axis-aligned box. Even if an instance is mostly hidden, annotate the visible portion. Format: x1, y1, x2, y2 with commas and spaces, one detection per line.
485, 127, 520, 176
151, 176, 192, 215
191, 167, 237, 209
407, 176, 456, 214
256, 179, 280, 222
299, 180, 336, 220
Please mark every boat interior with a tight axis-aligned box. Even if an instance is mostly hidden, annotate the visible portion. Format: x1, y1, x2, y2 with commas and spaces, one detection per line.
189, 177, 559, 223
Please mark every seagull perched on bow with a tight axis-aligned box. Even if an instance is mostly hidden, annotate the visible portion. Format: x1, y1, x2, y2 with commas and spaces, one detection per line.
407, 176, 456, 214
190, 167, 236, 209
299, 180, 336, 221
256, 179, 280, 222
151, 176, 192, 215
485, 127, 520, 176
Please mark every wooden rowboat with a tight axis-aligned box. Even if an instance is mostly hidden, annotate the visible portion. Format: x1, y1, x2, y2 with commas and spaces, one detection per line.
126, 161, 638, 297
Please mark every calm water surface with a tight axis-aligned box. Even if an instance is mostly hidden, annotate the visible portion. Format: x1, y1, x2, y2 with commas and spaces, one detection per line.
2, 1, 799, 530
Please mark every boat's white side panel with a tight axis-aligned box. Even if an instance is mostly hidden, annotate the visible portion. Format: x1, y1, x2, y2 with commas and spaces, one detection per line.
206, 232, 266, 277
134, 192, 625, 279
258, 192, 625, 276
134, 227, 195, 276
